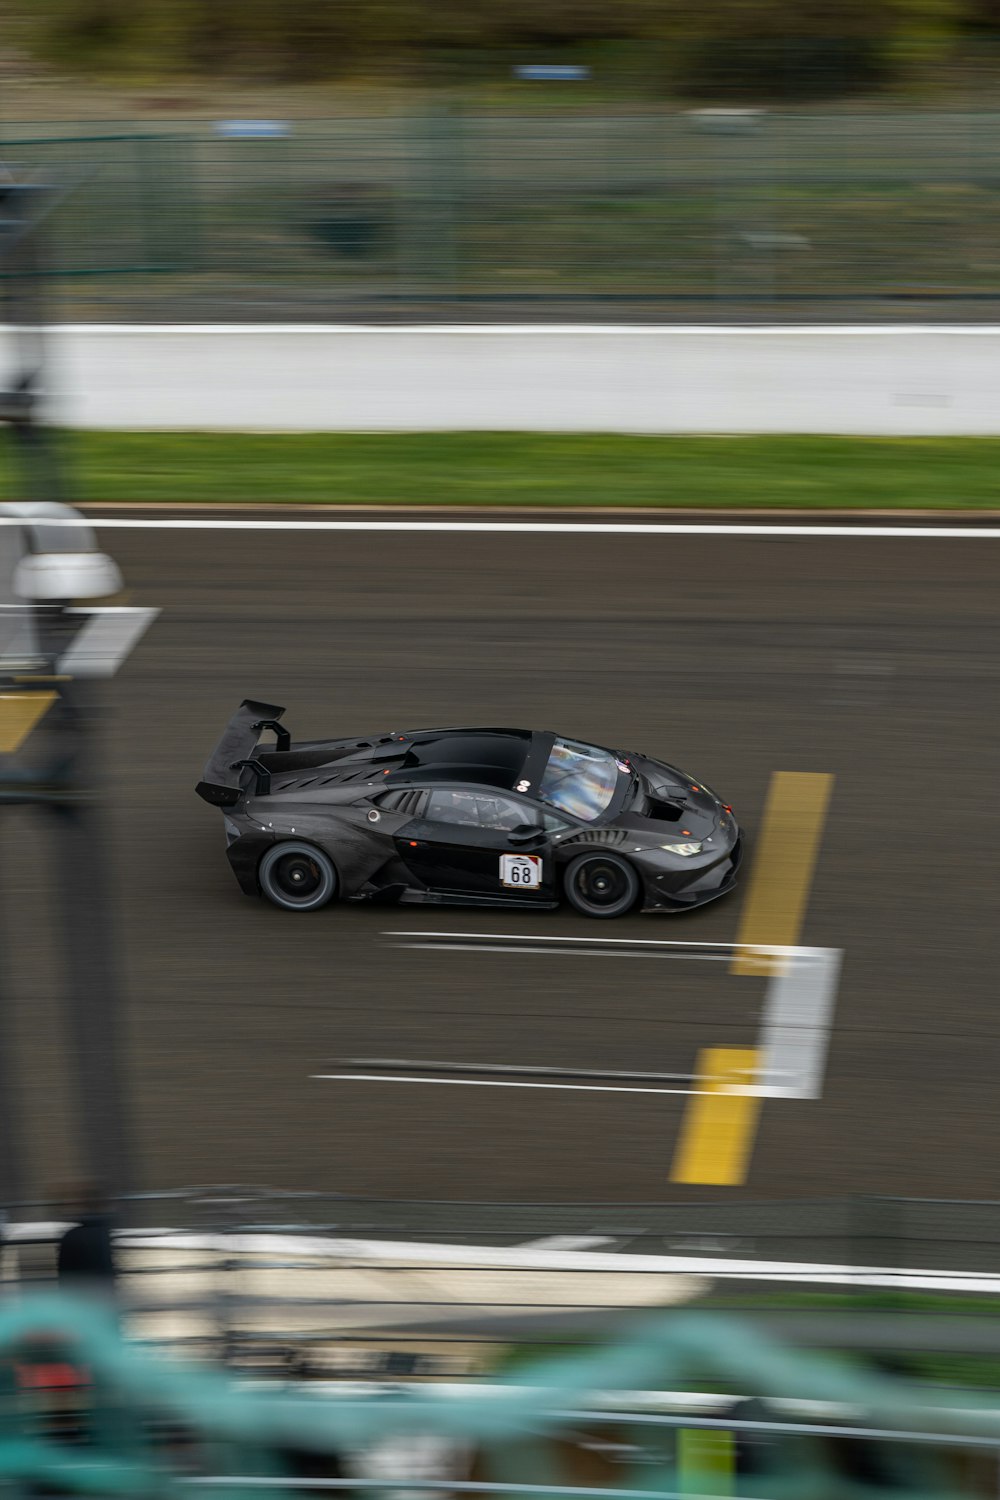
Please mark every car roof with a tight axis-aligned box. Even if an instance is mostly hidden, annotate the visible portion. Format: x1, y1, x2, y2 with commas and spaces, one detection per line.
387, 729, 535, 792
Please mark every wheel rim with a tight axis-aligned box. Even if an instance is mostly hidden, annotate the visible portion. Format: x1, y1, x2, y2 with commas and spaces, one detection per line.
575, 858, 630, 910
272, 853, 322, 901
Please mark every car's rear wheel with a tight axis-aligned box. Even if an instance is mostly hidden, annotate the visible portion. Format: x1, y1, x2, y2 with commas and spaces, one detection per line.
259, 842, 337, 912
563, 852, 640, 919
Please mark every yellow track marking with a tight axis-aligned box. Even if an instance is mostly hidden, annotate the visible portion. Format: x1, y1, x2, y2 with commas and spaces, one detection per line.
0, 691, 56, 753
670, 1047, 760, 1186
732, 771, 834, 976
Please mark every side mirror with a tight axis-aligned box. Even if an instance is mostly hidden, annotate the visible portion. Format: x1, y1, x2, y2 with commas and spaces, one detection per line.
508, 824, 543, 847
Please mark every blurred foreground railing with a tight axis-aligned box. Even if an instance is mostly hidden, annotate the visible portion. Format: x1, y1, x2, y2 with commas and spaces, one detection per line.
2, 1293, 1000, 1499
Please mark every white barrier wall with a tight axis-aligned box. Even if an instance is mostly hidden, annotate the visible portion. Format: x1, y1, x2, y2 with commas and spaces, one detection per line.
40, 324, 1000, 434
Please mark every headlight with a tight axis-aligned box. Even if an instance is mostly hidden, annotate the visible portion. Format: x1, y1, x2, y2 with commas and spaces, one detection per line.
661, 841, 703, 856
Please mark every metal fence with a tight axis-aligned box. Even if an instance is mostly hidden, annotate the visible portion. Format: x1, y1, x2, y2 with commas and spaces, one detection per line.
94, 1191, 1000, 1275
7, 112, 1000, 321
13, 1189, 1000, 1268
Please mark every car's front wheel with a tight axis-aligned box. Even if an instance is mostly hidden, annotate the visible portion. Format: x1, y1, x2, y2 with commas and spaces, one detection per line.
259, 842, 337, 911
563, 852, 640, 919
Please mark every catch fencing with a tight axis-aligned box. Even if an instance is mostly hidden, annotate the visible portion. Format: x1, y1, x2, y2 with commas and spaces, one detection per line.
7, 112, 1000, 321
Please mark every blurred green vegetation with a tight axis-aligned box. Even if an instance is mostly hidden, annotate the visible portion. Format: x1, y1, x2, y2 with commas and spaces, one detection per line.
18, 0, 987, 101
493, 1291, 1000, 1390
6, 431, 1000, 508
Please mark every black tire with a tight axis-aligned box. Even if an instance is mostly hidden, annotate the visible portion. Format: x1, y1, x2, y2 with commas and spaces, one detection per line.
259, 842, 337, 912
563, 852, 640, 919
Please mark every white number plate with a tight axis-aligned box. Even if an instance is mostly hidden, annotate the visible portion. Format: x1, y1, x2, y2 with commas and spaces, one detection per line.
500, 853, 542, 889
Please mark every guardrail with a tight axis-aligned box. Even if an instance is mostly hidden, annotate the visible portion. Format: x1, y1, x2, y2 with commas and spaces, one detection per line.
13, 1187, 1000, 1264
7, 1191, 1000, 1378
89, 1188, 1000, 1272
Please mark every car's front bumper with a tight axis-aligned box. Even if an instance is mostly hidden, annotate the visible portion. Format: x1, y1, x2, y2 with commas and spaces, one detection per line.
639, 831, 743, 912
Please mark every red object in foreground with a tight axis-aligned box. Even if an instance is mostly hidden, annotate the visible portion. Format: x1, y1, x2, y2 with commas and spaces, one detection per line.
16, 1362, 91, 1390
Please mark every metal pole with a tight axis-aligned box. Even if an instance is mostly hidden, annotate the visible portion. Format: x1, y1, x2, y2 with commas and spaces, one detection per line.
0, 188, 39, 1214
0, 866, 26, 1206
47, 682, 134, 1197
0, 178, 135, 1204
32, 595, 134, 1199
0, 524, 27, 1212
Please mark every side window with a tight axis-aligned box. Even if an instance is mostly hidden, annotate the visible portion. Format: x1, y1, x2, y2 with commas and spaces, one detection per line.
479, 795, 539, 831
426, 789, 484, 827
374, 788, 427, 817
542, 811, 573, 833
426, 789, 540, 832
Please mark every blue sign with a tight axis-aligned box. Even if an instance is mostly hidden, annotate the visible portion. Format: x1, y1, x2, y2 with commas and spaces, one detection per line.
215, 120, 291, 138
514, 65, 590, 81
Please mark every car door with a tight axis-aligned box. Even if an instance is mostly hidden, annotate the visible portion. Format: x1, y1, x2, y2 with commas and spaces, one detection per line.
394, 786, 557, 901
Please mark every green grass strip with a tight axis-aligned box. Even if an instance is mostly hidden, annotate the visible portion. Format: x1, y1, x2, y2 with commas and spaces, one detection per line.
3, 432, 999, 509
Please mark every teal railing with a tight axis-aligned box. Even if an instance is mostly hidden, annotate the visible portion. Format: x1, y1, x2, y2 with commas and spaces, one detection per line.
0, 1294, 999, 1498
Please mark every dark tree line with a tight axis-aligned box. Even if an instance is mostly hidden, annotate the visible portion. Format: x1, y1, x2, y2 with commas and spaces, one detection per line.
23, 0, 980, 96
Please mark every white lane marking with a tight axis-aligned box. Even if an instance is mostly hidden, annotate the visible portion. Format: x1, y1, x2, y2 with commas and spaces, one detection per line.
59, 606, 160, 678
392, 942, 730, 960
50, 322, 1000, 335
757, 947, 842, 1100
385, 932, 791, 951
339, 1059, 697, 1082
379, 933, 842, 1103
313, 1074, 710, 1096
0, 517, 997, 538
386, 931, 766, 961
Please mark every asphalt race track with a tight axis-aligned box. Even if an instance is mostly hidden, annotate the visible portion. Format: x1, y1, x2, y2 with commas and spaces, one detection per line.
5, 517, 999, 1206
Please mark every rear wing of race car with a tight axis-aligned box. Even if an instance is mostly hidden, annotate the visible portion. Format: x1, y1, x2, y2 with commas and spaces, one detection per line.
195, 699, 288, 807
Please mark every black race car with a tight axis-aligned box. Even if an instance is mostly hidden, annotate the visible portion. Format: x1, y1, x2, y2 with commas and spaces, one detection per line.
196, 701, 742, 918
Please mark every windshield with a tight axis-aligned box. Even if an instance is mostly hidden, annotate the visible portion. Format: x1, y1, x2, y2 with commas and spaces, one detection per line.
539, 738, 621, 822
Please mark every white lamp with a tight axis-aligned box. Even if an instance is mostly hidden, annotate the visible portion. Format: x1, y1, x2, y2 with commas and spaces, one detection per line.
2, 501, 122, 601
